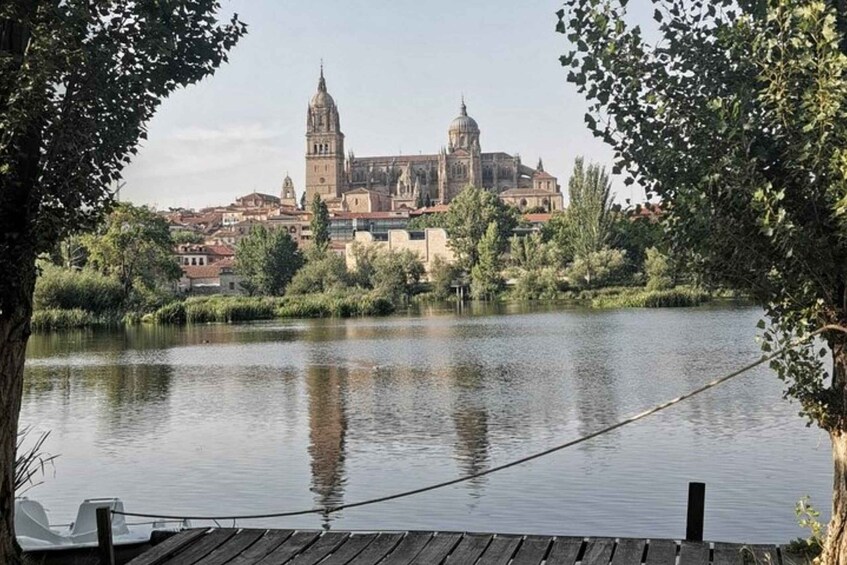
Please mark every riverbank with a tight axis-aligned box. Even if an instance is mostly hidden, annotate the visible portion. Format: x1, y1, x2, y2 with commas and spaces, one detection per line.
30, 286, 728, 331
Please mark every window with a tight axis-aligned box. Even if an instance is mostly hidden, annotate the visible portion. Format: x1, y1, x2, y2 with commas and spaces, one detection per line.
229, 282, 235, 290
191, 258, 196, 265
199, 258, 204, 265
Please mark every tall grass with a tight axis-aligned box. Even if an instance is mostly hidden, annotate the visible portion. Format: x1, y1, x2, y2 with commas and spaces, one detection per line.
34, 266, 124, 314
31, 308, 117, 330
150, 291, 395, 325
591, 287, 711, 309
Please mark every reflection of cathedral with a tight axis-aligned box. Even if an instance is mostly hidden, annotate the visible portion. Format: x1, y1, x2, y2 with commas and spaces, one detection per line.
305, 67, 564, 213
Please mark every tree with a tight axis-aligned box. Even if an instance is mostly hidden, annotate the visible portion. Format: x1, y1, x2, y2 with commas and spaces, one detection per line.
83, 204, 181, 301
310, 194, 330, 252
471, 222, 504, 299
286, 252, 349, 295
565, 247, 627, 289
429, 255, 461, 300
0, 4, 244, 561
407, 212, 449, 231
563, 157, 615, 264
372, 249, 425, 301
300, 192, 307, 211
236, 225, 303, 296
559, 1, 847, 561
446, 185, 517, 271
172, 230, 205, 245
644, 247, 674, 292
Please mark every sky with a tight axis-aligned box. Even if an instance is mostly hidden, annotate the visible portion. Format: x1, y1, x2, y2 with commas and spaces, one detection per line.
121, 1, 652, 210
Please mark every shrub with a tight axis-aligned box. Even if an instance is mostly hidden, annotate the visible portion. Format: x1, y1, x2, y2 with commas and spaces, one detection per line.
644, 247, 674, 291
31, 308, 104, 330
286, 252, 350, 295
34, 266, 124, 315
590, 287, 711, 309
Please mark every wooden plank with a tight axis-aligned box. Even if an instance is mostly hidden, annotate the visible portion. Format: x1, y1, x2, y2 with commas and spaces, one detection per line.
475, 535, 522, 565
127, 529, 210, 565
226, 530, 295, 565
443, 534, 493, 564
546, 538, 588, 565
713, 542, 744, 565
318, 534, 378, 565
580, 539, 615, 565
166, 529, 239, 565
288, 532, 350, 565
678, 541, 710, 565
255, 531, 321, 565
407, 533, 462, 565
197, 529, 267, 565
345, 533, 404, 565
510, 536, 554, 565
380, 532, 433, 565
613, 539, 646, 565
477, 535, 523, 565
645, 540, 676, 565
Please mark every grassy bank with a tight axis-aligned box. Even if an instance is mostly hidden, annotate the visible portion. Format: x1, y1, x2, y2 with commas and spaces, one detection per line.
589, 287, 712, 309
147, 291, 395, 325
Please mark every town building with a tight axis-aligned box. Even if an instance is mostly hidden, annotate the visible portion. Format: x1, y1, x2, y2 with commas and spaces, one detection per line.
345, 228, 456, 276
304, 68, 564, 213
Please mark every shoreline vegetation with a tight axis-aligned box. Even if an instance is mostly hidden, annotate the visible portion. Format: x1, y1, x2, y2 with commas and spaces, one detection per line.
30, 285, 735, 331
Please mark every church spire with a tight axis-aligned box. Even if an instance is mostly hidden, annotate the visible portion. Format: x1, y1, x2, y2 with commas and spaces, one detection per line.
318, 60, 327, 92
460, 95, 467, 117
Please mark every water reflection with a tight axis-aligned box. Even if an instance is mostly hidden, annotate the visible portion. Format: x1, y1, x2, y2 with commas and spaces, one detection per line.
451, 365, 490, 493
306, 365, 348, 521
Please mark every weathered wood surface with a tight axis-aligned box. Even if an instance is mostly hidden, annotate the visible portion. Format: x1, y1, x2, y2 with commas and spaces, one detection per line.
127, 529, 792, 565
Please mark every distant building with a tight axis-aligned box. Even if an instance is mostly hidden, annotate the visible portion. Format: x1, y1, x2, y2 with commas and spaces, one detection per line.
303, 67, 563, 213
345, 228, 455, 276
178, 257, 244, 295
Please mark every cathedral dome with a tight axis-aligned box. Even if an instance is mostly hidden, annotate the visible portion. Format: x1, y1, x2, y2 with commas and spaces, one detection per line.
449, 100, 479, 134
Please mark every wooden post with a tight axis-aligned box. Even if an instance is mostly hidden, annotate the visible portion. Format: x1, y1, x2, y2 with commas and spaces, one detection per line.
686, 482, 706, 542
96, 506, 115, 565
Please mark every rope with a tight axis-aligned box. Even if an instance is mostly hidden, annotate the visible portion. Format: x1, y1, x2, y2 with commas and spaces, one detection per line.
114, 340, 798, 522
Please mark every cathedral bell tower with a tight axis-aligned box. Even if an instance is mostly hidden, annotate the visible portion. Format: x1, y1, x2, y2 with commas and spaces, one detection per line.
305, 65, 345, 204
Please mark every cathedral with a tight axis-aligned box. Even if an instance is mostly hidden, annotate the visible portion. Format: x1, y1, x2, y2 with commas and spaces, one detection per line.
304, 67, 563, 213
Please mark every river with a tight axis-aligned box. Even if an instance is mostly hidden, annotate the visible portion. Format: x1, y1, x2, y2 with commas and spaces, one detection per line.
19, 303, 831, 543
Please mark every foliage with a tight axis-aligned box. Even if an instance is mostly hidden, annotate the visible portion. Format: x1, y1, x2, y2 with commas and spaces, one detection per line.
172, 231, 205, 245
349, 241, 380, 288
543, 212, 576, 266
471, 222, 504, 300
236, 225, 303, 296
407, 213, 449, 231
511, 267, 564, 300
590, 287, 712, 309
371, 249, 425, 301
510, 233, 554, 271
446, 185, 517, 271
787, 496, 826, 560
15, 428, 56, 495
31, 308, 110, 330
563, 157, 615, 262
286, 252, 349, 295
645, 247, 674, 291
559, 0, 847, 434
428, 255, 462, 301
565, 247, 627, 289
34, 265, 124, 314
83, 203, 181, 299
149, 291, 394, 324
611, 209, 664, 268
310, 194, 331, 252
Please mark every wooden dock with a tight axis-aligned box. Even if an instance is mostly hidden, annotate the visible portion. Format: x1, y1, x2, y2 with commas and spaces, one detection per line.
126, 528, 800, 565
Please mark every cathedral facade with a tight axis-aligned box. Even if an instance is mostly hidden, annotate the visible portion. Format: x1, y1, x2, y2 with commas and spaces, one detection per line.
304, 68, 563, 213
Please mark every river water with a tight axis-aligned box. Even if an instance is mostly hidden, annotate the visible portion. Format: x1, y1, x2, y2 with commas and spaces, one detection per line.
19, 303, 831, 543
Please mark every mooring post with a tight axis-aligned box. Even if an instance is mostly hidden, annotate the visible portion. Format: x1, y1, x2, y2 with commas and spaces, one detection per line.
685, 482, 706, 542
96, 506, 115, 565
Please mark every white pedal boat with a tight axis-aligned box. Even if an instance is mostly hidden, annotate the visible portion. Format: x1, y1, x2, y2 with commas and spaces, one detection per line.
15, 497, 186, 552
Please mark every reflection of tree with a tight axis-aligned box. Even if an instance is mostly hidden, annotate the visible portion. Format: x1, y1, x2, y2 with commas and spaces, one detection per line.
306, 365, 348, 517
451, 365, 490, 492
98, 364, 173, 445
570, 320, 620, 446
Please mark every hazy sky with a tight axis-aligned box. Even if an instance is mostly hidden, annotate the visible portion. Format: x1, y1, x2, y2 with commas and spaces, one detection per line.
121, 1, 651, 210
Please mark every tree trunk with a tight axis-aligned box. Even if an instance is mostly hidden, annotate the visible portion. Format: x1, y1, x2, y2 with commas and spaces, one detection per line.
823, 344, 847, 565
0, 284, 33, 565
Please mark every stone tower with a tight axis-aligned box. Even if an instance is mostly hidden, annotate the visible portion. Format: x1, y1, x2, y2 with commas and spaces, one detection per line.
305, 65, 345, 204
280, 173, 297, 208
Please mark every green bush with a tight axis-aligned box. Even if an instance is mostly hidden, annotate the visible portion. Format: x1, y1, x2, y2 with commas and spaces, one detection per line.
591, 287, 711, 309
183, 296, 279, 324
34, 266, 124, 314
31, 308, 105, 330
152, 301, 186, 324
286, 252, 350, 295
